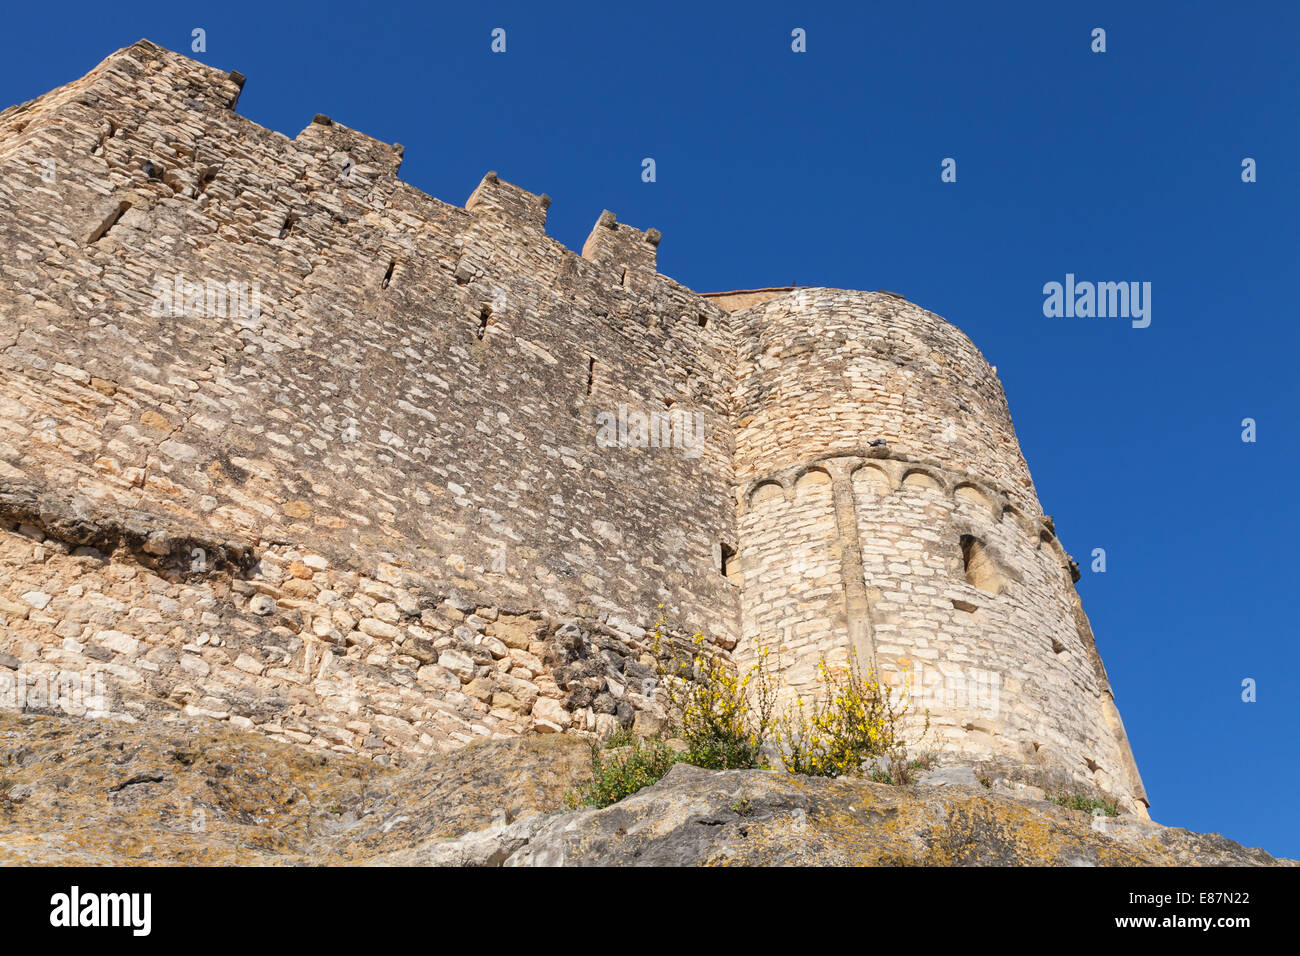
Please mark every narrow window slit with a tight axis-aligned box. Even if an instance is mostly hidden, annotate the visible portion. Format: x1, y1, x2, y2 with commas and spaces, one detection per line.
477, 306, 491, 340
586, 357, 595, 396
279, 214, 295, 240
960, 534, 1003, 594
382, 260, 396, 289
697, 313, 708, 329
718, 542, 736, 578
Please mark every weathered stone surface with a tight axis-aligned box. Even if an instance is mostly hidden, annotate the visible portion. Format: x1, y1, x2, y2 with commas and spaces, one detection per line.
501, 763, 1286, 867
0, 714, 589, 865
0, 715, 1286, 867
917, 766, 982, 788
531, 697, 571, 733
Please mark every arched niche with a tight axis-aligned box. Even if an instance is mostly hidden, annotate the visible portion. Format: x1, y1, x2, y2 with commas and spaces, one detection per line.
960, 534, 1005, 595
748, 480, 787, 508
901, 468, 943, 493
793, 467, 833, 494
954, 483, 998, 520
850, 462, 892, 497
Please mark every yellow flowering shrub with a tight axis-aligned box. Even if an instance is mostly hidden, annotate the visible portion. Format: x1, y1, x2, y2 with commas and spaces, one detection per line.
775, 653, 929, 783
597, 611, 932, 806
651, 615, 777, 771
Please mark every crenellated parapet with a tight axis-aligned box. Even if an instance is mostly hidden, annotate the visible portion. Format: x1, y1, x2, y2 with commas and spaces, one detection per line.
581, 209, 661, 278
294, 113, 405, 181
465, 170, 551, 231
0, 40, 749, 765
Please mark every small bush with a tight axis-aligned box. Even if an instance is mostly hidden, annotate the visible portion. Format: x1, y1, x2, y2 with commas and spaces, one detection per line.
653, 617, 777, 771
775, 653, 928, 783
1047, 790, 1119, 817
601, 725, 637, 750
573, 736, 683, 810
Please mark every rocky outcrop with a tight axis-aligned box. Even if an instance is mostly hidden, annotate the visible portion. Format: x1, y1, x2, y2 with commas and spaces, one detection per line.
505, 763, 1283, 866
0, 713, 588, 865
0, 714, 1287, 866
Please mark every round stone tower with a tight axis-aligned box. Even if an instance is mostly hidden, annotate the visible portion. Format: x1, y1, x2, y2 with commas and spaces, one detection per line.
723, 288, 1148, 816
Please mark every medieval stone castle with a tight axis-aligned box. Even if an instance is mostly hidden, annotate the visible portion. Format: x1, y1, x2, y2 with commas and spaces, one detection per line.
0, 41, 1149, 817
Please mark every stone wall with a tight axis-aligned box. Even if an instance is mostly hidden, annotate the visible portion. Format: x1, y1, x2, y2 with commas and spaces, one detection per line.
0, 486, 677, 762
0, 40, 739, 643
0, 40, 1148, 813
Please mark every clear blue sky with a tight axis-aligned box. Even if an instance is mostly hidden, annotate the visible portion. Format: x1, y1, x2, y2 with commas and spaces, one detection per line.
3, 1, 1296, 858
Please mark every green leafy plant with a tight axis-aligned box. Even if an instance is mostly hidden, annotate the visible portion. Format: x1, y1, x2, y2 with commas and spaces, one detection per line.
1046, 790, 1119, 817
572, 735, 683, 810
601, 725, 637, 750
